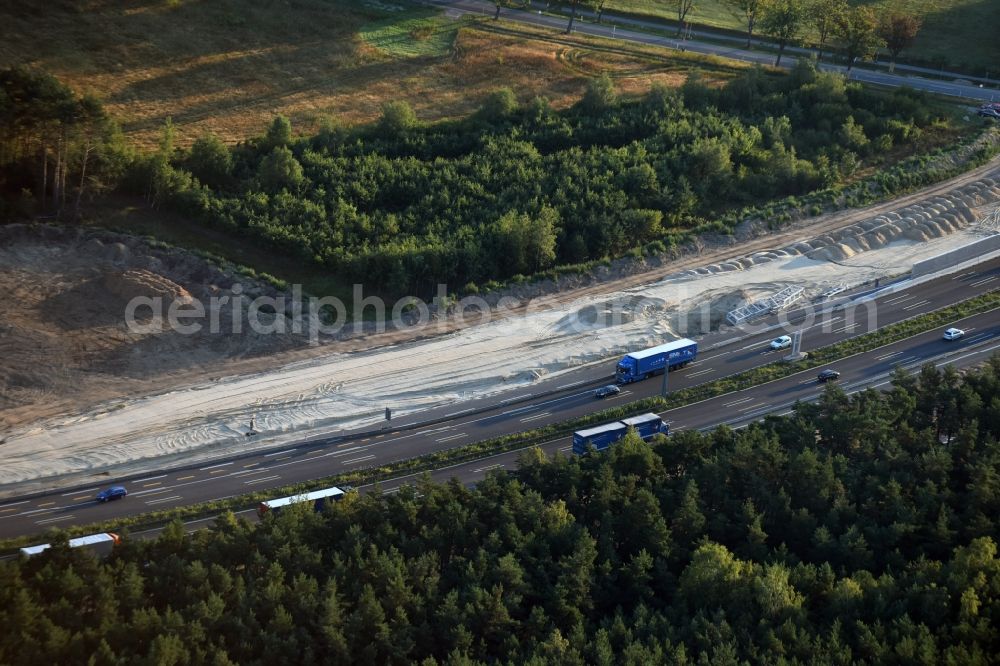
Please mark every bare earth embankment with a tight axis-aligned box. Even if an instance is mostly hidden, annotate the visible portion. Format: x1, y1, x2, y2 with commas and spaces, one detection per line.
2, 155, 999, 493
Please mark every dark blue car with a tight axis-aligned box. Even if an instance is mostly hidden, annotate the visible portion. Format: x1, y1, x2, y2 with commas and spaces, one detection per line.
96, 486, 127, 502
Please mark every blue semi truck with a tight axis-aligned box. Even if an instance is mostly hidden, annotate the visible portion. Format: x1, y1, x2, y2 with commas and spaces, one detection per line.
615, 338, 698, 384
572, 413, 668, 454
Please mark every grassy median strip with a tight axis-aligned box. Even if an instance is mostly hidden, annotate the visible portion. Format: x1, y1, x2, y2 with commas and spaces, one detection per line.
3, 288, 998, 551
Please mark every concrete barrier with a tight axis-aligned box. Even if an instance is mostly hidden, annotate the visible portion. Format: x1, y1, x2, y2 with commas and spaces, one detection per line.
912, 234, 1000, 278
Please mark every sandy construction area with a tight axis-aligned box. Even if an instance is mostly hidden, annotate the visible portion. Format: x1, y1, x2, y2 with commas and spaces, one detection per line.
2, 168, 999, 492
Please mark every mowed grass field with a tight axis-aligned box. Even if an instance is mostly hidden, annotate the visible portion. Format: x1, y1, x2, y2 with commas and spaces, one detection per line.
0, 0, 744, 149
606, 0, 1000, 74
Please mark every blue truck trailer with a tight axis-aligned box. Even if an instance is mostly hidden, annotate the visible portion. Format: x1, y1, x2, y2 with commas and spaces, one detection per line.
615, 338, 698, 384
572, 413, 668, 454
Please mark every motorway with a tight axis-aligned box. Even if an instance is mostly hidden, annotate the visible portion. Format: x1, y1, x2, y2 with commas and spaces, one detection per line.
1, 257, 998, 540
431, 0, 1000, 104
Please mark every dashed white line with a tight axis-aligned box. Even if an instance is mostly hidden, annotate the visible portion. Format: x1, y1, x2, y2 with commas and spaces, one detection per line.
61, 488, 98, 497
520, 411, 552, 423
688, 368, 715, 378
145, 495, 182, 506
131, 487, 173, 497
264, 448, 296, 457
500, 405, 537, 417
134, 474, 166, 484
875, 350, 904, 361
724, 396, 755, 407
444, 408, 475, 418
901, 299, 931, 311
36, 514, 74, 525
435, 433, 466, 443
556, 380, 587, 390
969, 276, 997, 288
199, 462, 232, 471
18, 507, 58, 517
342, 455, 377, 465
243, 475, 281, 485
473, 463, 504, 473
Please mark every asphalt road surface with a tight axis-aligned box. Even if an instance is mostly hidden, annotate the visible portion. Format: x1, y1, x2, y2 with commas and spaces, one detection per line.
2, 257, 997, 540
432, 0, 1000, 104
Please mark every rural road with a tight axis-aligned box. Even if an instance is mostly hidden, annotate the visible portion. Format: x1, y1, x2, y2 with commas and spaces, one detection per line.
430, 0, 1000, 104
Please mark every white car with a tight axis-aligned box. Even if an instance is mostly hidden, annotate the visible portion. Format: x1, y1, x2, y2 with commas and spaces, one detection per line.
769, 335, 792, 350
942, 328, 964, 341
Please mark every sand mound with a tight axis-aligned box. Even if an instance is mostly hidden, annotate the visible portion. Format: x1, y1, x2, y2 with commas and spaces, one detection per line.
103, 269, 193, 304
553, 294, 667, 333
0, 225, 305, 432
673, 288, 750, 336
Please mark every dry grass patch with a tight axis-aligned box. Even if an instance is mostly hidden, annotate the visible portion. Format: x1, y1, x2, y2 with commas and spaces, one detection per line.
0, 0, 741, 147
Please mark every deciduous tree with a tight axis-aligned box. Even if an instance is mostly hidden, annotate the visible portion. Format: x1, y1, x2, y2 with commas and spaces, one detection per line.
809, 0, 847, 61
759, 0, 808, 66
878, 12, 922, 72
835, 6, 884, 73
727, 0, 764, 48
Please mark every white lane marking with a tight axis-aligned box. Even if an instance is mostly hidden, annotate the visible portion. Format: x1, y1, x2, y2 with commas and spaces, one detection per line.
520, 411, 552, 423
144, 495, 182, 505
473, 463, 504, 473
902, 299, 931, 311
322, 445, 369, 457
232, 467, 273, 477
342, 455, 377, 465
61, 488, 98, 497
36, 514, 74, 525
17, 507, 58, 517
723, 396, 755, 407
183, 517, 218, 526
738, 402, 771, 413
556, 380, 588, 390
415, 425, 452, 436
953, 271, 977, 280
559, 445, 573, 452
131, 487, 173, 497
969, 276, 997, 288
688, 368, 715, 378
883, 293, 915, 305
199, 462, 232, 471
965, 332, 994, 345
243, 475, 281, 485
435, 433, 466, 443
444, 408, 475, 418
499, 394, 533, 404
134, 474, 166, 483
832, 322, 861, 333
500, 405, 538, 417
264, 448, 296, 457
0, 500, 29, 509
875, 350, 904, 361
